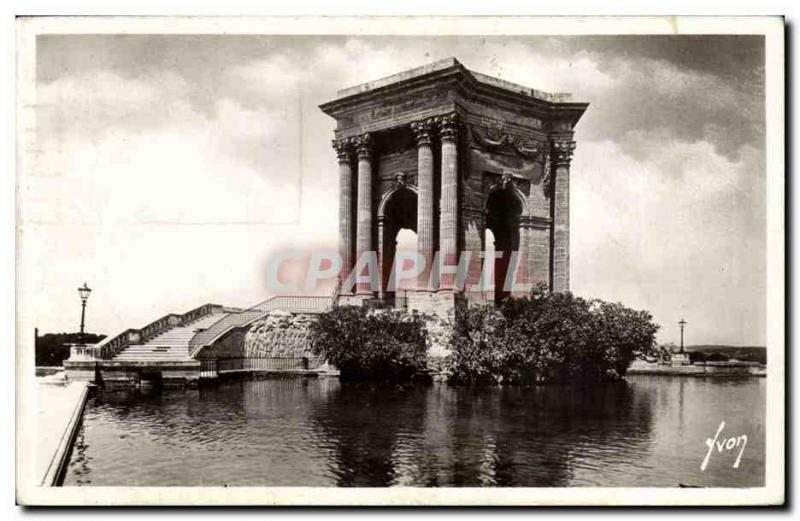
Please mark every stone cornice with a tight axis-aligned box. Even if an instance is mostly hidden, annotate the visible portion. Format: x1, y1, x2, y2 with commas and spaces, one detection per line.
320, 58, 582, 113
320, 59, 588, 137
332, 102, 458, 141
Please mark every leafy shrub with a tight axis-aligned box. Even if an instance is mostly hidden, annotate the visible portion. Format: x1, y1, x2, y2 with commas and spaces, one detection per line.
448, 292, 659, 385
448, 305, 507, 384
648, 342, 677, 362
309, 306, 428, 382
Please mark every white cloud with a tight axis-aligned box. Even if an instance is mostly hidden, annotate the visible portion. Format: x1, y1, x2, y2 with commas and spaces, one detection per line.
226, 54, 302, 93
572, 137, 765, 345
463, 43, 617, 95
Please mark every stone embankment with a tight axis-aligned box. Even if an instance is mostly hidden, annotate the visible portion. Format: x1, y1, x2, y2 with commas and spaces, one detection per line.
628, 359, 766, 377
244, 311, 323, 368
244, 308, 456, 377
34, 373, 90, 486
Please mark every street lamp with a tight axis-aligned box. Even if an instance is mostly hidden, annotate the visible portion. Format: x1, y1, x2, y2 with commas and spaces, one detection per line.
78, 282, 92, 341
678, 318, 687, 354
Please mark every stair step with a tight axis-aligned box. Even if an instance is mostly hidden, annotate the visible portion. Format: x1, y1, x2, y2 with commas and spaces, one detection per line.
114, 358, 192, 360
116, 351, 189, 355
118, 353, 186, 356
121, 348, 188, 352
115, 353, 191, 357
122, 346, 188, 351
109, 310, 229, 362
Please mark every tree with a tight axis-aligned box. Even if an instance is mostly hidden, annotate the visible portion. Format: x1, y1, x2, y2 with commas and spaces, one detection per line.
448, 304, 506, 384
448, 292, 660, 385
309, 306, 428, 382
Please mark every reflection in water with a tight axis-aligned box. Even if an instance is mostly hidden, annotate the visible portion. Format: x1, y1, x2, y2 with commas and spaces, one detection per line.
310, 383, 655, 487
64, 376, 765, 487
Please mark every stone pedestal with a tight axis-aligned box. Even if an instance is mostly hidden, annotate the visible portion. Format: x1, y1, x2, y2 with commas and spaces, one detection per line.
671, 353, 691, 366
407, 290, 465, 317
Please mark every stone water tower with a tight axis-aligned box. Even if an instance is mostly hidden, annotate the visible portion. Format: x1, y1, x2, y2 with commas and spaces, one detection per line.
320, 58, 588, 314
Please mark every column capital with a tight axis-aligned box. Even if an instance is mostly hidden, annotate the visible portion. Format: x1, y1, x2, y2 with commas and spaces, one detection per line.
410, 117, 436, 147
436, 112, 460, 141
550, 140, 576, 167
354, 133, 373, 160
332, 137, 353, 163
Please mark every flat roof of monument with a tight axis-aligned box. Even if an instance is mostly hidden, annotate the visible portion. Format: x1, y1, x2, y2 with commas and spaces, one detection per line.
332, 57, 573, 103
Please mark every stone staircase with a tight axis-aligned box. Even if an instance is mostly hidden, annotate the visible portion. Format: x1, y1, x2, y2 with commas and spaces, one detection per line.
112, 313, 225, 362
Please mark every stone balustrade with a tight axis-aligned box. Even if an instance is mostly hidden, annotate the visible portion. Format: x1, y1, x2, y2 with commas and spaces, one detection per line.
87, 302, 225, 360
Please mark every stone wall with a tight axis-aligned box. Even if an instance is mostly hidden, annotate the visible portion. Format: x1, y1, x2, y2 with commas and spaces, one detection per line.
244, 311, 316, 358
197, 328, 246, 360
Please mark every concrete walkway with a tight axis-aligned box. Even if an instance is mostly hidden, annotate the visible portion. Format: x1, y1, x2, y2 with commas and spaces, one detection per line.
35, 375, 89, 486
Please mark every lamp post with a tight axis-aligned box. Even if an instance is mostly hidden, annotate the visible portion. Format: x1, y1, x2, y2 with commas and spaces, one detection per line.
78, 282, 92, 343
678, 318, 687, 354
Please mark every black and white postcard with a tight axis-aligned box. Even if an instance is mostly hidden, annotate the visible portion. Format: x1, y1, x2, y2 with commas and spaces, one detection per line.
14, 16, 785, 506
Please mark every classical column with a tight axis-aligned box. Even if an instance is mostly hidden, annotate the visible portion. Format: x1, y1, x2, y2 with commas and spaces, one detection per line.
462, 206, 486, 302
333, 138, 355, 292
510, 217, 530, 298
410, 118, 436, 291
551, 139, 576, 293
354, 133, 375, 296
525, 217, 552, 292
437, 112, 459, 292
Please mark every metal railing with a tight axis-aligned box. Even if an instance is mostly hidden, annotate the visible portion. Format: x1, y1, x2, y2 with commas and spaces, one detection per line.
199, 356, 317, 378
89, 303, 224, 360
188, 296, 333, 357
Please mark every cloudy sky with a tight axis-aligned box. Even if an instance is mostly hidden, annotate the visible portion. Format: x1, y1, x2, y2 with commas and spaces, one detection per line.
23, 34, 766, 345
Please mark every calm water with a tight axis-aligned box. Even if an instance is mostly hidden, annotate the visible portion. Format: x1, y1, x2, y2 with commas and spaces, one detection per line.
65, 376, 765, 487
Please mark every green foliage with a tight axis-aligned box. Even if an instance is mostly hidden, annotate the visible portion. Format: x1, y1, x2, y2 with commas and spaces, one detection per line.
448, 305, 507, 384
309, 306, 428, 382
35, 332, 106, 366
448, 292, 659, 385
655, 342, 678, 360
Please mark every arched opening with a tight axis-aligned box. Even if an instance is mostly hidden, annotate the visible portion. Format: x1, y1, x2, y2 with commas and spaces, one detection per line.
394, 229, 418, 291
484, 227, 496, 302
486, 187, 522, 303
379, 187, 417, 300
